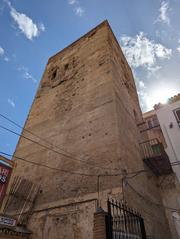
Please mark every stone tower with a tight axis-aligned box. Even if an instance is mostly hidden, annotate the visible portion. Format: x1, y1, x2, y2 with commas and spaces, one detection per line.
3, 21, 172, 239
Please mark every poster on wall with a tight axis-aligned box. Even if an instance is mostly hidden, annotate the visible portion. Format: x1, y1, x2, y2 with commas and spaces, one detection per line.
0, 161, 12, 205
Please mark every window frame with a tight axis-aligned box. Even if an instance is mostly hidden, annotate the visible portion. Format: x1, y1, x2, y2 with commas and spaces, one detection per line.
173, 107, 180, 124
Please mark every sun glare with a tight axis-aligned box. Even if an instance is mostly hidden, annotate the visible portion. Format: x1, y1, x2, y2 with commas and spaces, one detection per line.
146, 86, 178, 111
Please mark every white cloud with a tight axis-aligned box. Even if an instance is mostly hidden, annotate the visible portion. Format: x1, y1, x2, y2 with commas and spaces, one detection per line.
38, 23, 45, 32
146, 65, 162, 77
139, 80, 146, 89
5, 0, 45, 40
155, 44, 171, 58
0, 47, 4, 56
67, 0, 84, 17
74, 7, 84, 16
10, 8, 38, 40
0, 46, 9, 62
177, 39, 180, 54
4, 56, 9, 62
120, 32, 172, 69
8, 98, 15, 108
24, 71, 37, 83
156, 1, 170, 25
135, 78, 147, 111
18, 65, 37, 83
68, 0, 78, 5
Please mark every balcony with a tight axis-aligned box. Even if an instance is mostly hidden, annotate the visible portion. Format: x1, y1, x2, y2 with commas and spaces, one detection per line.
140, 139, 172, 176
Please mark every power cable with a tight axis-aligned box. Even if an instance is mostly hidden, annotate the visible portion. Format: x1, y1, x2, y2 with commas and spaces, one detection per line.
96, 170, 148, 207
0, 113, 98, 167
0, 151, 149, 178
0, 151, 97, 177
3, 150, 178, 212
0, 124, 119, 172
2, 119, 180, 172
1, 119, 180, 177
126, 181, 180, 212
1, 113, 179, 173
0, 111, 138, 172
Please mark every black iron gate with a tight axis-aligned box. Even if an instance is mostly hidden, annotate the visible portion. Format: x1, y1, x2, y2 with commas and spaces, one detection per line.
107, 199, 147, 239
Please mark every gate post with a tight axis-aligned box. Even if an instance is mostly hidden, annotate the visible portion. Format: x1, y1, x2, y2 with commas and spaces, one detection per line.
93, 207, 108, 239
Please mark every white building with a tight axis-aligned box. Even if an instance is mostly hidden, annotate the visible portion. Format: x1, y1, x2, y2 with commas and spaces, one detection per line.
143, 94, 180, 239
155, 94, 180, 182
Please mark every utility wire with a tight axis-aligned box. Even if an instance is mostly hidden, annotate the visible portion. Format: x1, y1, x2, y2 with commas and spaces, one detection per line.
1, 150, 150, 210
126, 181, 180, 212
95, 170, 148, 177
3, 150, 178, 212
1, 121, 180, 178
0, 124, 119, 172
0, 113, 98, 167
1, 113, 180, 172
0, 112, 141, 172
0, 151, 150, 178
1, 115, 179, 180
0, 151, 97, 177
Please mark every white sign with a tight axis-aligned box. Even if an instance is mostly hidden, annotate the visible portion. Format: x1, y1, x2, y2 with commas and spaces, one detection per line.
0, 216, 16, 227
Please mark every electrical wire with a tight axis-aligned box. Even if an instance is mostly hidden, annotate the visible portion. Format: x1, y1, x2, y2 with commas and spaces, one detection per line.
0, 109, 139, 172
0, 124, 120, 172
0, 151, 150, 178
2, 149, 179, 212
126, 181, 180, 212
2, 116, 180, 173
96, 169, 148, 177
1, 116, 179, 215
96, 169, 148, 207
1, 119, 180, 179
0, 113, 99, 167
1, 113, 180, 173
0, 151, 97, 177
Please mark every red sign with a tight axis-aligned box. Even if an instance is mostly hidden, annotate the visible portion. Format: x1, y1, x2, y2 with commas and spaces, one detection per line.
0, 162, 12, 204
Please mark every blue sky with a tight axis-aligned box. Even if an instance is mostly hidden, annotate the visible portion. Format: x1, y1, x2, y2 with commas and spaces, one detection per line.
0, 0, 180, 155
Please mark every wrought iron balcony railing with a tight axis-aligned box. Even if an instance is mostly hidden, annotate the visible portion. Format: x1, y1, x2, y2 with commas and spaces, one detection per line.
140, 138, 172, 176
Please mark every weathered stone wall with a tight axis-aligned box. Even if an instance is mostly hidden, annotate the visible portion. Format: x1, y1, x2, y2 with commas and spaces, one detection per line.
3, 21, 173, 239
28, 200, 96, 239
10, 22, 121, 207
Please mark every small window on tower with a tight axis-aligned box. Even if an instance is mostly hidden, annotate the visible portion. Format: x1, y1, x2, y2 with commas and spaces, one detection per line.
51, 69, 57, 81
64, 63, 69, 71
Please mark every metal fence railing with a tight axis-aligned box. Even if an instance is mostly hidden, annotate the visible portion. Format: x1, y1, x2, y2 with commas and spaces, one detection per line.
140, 138, 162, 159
107, 199, 147, 239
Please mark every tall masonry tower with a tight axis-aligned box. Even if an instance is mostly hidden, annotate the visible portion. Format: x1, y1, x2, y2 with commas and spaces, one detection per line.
3, 21, 172, 239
